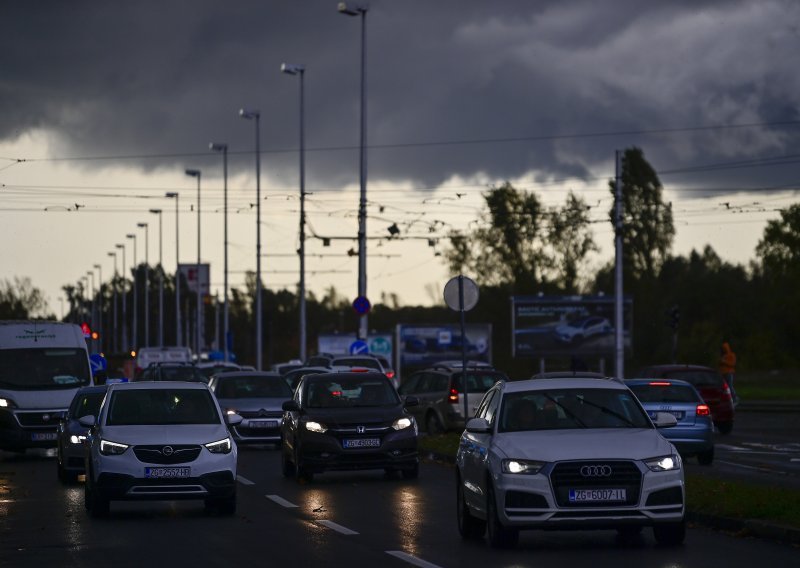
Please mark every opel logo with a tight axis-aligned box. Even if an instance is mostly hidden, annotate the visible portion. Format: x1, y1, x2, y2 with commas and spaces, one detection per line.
580, 465, 612, 477
162, 446, 174, 456
356, 426, 366, 434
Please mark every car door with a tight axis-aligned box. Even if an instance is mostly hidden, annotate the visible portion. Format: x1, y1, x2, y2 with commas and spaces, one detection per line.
461, 388, 500, 514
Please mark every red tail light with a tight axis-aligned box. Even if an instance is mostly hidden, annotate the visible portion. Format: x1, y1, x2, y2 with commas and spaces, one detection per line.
721, 382, 733, 401
649, 381, 671, 386
385, 371, 395, 379
696, 404, 710, 416
448, 388, 459, 403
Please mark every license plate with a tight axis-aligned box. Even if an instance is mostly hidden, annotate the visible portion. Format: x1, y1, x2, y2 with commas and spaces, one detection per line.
343, 438, 381, 449
248, 420, 278, 429
31, 432, 58, 441
648, 411, 685, 420
569, 488, 627, 502
145, 467, 191, 479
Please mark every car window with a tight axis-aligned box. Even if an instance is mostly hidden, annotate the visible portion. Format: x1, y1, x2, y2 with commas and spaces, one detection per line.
304, 377, 399, 408
71, 392, 105, 419
629, 383, 701, 403
106, 389, 220, 425
661, 370, 725, 388
398, 374, 421, 395
161, 366, 204, 382
475, 390, 495, 419
484, 390, 501, 425
216, 377, 292, 399
331, 357, 381, 370
432, 375, 449, 392
451, 372, 507, 393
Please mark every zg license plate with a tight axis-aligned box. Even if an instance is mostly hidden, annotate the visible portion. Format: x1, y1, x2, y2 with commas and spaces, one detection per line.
248, 420, 278, 429
145, 467, 191, 479
31, 432, 58, 441
343, 438, 380, 449
569, 488, 627, 502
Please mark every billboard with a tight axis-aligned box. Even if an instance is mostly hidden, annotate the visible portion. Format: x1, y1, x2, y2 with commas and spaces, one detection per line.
512, 296, 632, 358
317, 333, 393, 358
396, 323, 492, 378
179, 263, 210, 297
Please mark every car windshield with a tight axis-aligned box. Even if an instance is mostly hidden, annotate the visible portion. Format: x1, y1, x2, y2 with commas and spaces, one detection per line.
451, 372, 507, 393
304, 377, 399, 408
0, 348, 90, 390
661, 370, 724, 388
71, 392, 106, 418
629, 383, 701, 403
498, 388, 652, 432
106, 389, 220, 425
285, 369, 327, 392
216, 376, 292, 399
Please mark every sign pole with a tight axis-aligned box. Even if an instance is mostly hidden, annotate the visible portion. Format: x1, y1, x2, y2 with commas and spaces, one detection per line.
459, 275, 469, 423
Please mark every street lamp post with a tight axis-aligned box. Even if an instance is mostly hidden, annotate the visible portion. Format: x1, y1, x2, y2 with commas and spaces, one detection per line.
338, 2, 369, 340
86, 270, 95, 351
281, 62, 307, 362
126, 233, 138, 351
210, 142, 230, 362
108, 251, 118, 353
149, 209, 164, 347
137, 222, 150, 348
115, 243, 128, 351
93, 263, 102, 352
185, 169, 202, 356
240, 109, 263, 370
165, 192, 181, 346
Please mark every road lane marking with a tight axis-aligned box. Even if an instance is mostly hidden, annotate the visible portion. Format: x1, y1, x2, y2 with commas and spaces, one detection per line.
318, 520, 359, 535
717, 460, 782, 473
266, 494, 299, 508
237, 475, 255, 485
386, 551, 444, 568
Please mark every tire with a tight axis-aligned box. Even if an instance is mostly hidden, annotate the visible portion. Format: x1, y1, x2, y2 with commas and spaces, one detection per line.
697, 447, 714, 466
426, 413, 444, 435
486, 483, 518, 548
294, 450, 314, 483
85, 475, 110, 518
456, 475, 486, 539
401, 463, 419, 480
281, 447, 296, 478
717, 421, 733, 435
653, 520, 686, 546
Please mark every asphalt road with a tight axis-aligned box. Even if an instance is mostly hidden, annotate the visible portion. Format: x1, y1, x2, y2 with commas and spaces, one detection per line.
1, 438, 799, 568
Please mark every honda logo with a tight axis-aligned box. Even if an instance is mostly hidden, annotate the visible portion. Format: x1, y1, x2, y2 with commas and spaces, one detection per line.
580, 464, 612, 477
356, 426, 366, 434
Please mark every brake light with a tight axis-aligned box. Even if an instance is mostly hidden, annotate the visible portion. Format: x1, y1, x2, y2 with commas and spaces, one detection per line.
331, 390, 342, 397
649, 381, 671, 386
351, 367, 369, 373
721, 382, 732, 401
385, 371, 395, 379
448, 388, 459, 403
696, 404, 710, 416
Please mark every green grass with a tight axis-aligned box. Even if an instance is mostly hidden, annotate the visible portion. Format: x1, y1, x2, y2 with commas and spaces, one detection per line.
419, 432, 800, 529
734, 369, 800, 401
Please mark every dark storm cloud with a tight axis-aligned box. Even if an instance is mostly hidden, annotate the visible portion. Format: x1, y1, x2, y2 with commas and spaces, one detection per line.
2, 0, 800, 193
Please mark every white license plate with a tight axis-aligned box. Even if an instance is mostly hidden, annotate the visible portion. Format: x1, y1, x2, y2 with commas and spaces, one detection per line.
569, 488, 627, 502
649, 411, 685, 420
248, 420, 278, 429
343, 438, 381, 449
145, 467, 191, 479
31, 432, 58, 441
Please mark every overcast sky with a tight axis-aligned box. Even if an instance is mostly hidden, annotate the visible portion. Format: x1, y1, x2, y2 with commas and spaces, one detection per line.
2, 0, 799, 317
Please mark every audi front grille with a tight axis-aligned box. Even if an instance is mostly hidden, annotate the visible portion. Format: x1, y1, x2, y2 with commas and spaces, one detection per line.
549, 460, 642, 507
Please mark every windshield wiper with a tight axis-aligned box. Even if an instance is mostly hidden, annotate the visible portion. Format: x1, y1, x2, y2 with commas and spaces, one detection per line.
580, 399, 637, 427
542, 394, 587, 428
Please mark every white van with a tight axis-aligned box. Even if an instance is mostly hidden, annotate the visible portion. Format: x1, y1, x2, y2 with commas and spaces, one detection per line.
135, 346, 193, 375
0, 321, 92, 452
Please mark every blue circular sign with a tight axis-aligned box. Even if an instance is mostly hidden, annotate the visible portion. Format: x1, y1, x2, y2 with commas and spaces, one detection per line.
349, 340, 369, 355
352, 296, 371, 315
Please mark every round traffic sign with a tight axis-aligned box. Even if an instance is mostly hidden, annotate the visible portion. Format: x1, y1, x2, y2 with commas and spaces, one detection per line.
352, 295, 371, 315
349, 340, 369, 355
443, 275, 479, 312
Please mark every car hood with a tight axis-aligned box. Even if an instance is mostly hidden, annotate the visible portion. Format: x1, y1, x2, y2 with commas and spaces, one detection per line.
98, 424, 230, 445
216, 397, 288, 412
303, 406, 404, 425
0, 388, 82, 410
494, 428, 674, 462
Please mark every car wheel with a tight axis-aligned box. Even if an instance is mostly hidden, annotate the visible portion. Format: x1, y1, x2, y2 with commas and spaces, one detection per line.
697, 447, 715, 466
717, 421, 733, 435
486, 483, 518, 548
294, 449, 314, 483
57, 461, 76, 485
281, 446, 296, 478
401, 463, 419, 480
426, 413, 445, 435
653, 520, 686, 546
85, 474, 109, 518
456, 474, 486, 539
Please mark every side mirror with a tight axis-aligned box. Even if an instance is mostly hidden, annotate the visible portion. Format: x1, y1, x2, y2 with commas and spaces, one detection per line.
225, 413, 243, 426
78, 415, 96, 428
282, 400, 300, 412
653, 412, 678, 428
465, 417, 491, 434
403, 396, 419, 408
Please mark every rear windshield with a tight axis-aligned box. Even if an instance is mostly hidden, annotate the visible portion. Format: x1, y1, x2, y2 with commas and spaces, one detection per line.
159, 366, 205, 383
629, 384, 701, 403
659, 370, 724, 388
70, 392, 106, 419
0, 348, 90, 390
106, 389, 220, 426
304, 376, 399, 408
216, 376, 292, 399
452, 372, 507, 393
331, 357, 382, 370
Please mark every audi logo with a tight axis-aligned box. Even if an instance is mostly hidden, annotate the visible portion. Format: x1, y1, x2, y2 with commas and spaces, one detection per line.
580, 465, 612, 477
162, 446, 174, 456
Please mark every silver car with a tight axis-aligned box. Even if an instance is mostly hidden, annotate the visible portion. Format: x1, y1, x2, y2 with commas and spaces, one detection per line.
81, 381, 240, 517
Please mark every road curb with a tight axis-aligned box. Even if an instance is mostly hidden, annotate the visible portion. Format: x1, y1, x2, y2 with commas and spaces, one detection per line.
736, 401, 800, 413
422, 450, 800, 547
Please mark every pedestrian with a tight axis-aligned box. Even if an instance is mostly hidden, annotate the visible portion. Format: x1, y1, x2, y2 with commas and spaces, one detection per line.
719, 341, 737, 403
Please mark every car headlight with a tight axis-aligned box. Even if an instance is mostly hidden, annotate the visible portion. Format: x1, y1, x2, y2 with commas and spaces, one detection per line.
645, 454, 681, 472
305, 421, 327, 433
392, 417, 413, 431
205, 438, 232, 454
99, 439, 129, 455
69, 435, 87, 445
501, 459, 546, 475
225, 409, 237, 415
0, 397, 15, 409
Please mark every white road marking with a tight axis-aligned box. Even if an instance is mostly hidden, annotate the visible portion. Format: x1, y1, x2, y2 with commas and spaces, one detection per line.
386, 551, 444, 568
717, 459, 780, 473
318, 520, 359, 535
236, 475, 255, 486
716, 444, 751, 452
265, 494, 299, 508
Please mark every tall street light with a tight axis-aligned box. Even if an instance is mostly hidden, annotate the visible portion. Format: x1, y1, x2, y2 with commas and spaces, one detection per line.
107, 251, 118, 353
149, 209, 164, 347
86, 270, 95, 351
185, 169, 203, 356
115, 243, 128, 351
240, 108, 263, 370
93, 263, 102, 352
126, 232, 138, 350
137, 222, 150, 348
281, 62, 308, 361
338, 2, 369, 340
210, 142, 230, 362
165, 192, 181, 346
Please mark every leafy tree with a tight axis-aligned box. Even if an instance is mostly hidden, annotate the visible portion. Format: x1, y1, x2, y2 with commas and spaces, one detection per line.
609, 147, 675, 281
756, 203, 800, 277
1, 277, 51, 319
546, 191, 598, 293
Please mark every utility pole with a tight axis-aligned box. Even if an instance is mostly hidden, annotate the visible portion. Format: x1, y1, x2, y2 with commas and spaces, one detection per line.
614, 150, 624, 380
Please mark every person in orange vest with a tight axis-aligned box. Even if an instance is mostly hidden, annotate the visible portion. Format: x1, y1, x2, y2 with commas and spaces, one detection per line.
719, 341, 738, 403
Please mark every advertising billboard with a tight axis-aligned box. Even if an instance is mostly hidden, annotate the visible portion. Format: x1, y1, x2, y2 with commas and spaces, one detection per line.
317, 333, 393, 358
396, 323, 492, 379
512, 296, 632, 358
179, 263, 210, 297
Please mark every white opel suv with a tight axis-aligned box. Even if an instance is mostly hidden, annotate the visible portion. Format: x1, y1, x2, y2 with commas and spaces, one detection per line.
81, 381, 240, 517
456, 376, 684, 548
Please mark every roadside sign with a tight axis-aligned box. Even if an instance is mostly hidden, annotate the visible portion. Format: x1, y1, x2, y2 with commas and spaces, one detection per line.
349, 340, 369, 355
352, 296, 371, 315
444, 276, 479, 312
89, 353, 107, 375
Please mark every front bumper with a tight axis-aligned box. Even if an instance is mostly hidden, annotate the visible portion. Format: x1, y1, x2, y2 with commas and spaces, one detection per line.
660, 426, 714, 456
298, 427, 418, 473
0, 409, 63, 451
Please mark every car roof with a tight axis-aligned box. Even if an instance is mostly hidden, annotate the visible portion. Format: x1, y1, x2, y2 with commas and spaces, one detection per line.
625, 378, 696, 388
108, 381, 210, 392
502, 377, 629, 394
76, 385, 109, 394
303, 371, 389, 382
532, 371, 617, 381
212, 371, 283, 379
637, 364, 716, 373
